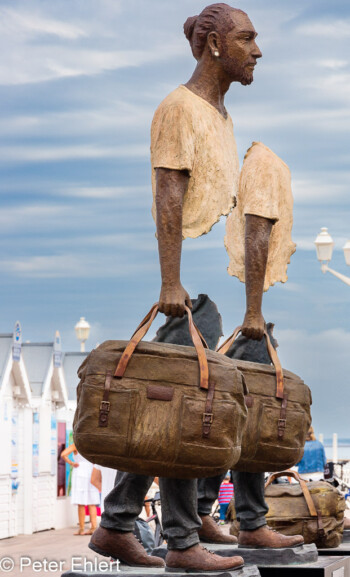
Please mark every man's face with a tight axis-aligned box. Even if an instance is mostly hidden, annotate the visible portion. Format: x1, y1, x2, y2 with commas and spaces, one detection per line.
220, 11, 262, 86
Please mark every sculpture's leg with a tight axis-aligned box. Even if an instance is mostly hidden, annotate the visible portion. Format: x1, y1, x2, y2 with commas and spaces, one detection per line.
101, 471, 153, 531
197, 473, 226, 516
231, 471, 267, 530
159, 477, 201, 550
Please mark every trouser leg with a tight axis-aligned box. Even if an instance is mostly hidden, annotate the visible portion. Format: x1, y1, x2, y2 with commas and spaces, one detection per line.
197, 473, 226, 515
232, 471, 267, 531
159, 477, 202, 550
101, 471, 153, 531
219, 503, 229, 521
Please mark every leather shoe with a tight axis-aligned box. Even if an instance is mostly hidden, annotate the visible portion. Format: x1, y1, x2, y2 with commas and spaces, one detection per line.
165, 544, 244, 572
238, 525, 304, 549
198, 515, 237, 544
89, 526, 165, 567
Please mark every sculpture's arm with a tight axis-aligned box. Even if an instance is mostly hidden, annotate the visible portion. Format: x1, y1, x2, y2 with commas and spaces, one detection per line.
242, 214, 273, 340
156, 167, 192, 317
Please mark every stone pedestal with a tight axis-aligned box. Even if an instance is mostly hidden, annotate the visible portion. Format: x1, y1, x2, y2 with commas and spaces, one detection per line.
152, 543, 318, 566
318, 540, 350, 557
258, 556, 349, 577
62, 564, 260, 577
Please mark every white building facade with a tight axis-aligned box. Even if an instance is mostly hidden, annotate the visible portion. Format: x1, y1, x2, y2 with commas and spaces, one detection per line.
0, 326, 87, 539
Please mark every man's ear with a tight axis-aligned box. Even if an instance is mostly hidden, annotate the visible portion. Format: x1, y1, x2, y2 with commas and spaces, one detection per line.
207, 31, 223, 56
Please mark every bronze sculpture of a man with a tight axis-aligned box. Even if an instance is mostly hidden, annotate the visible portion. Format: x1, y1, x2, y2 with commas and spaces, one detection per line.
89, 4, 303, 572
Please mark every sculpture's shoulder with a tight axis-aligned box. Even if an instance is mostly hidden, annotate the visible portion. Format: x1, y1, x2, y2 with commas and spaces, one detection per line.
242, 141, 291, 178
152, 85, 199, 125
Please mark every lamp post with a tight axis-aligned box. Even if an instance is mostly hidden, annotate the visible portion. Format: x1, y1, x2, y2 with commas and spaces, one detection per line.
314, 228, 350, 286
75, 317, 91, 352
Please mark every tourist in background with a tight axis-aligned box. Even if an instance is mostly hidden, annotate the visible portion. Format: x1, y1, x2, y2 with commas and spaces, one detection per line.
61, 443, 100, 535
218, 473, 234, 524
297, 427, 327, 481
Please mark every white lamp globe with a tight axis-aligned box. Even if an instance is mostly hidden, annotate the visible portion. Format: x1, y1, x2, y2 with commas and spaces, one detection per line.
314, 228, 334, 263
75, 317, 91, 351
343, 240, 350, 266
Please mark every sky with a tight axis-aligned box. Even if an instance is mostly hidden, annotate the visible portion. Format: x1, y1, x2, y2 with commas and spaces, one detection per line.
1, 0, 350, 436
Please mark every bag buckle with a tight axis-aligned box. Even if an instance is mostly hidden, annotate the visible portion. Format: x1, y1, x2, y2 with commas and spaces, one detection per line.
100, 400, 110, 412
278, 418, 286, 426
203, 413, 213, 424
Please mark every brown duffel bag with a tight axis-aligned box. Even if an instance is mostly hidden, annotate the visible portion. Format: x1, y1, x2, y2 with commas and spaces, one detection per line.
264, 470, 345, 548
217, 328, 312, 472
73, 304, 248, 479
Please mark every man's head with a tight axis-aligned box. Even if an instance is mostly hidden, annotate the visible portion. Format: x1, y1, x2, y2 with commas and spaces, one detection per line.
184, 3, 262, 85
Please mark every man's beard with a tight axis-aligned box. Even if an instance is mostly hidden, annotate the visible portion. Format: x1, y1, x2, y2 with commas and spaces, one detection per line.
220, 55, 254, 86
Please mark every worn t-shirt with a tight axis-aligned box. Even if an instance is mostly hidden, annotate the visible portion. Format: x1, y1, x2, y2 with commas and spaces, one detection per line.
151, 85, 239, 239
225, 142, 296, 291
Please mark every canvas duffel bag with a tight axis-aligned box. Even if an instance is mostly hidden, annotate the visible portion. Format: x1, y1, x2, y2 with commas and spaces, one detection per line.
264, 470, 345, 548
73, 304, 248, 479
217, 328, 312, 472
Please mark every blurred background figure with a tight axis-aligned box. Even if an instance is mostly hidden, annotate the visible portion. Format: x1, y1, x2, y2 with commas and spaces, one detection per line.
91, 464, 117, 515
61, 443, 100, 535
144, 477, 159, 519
218, 473, 234, 525
297, 426, 327, 481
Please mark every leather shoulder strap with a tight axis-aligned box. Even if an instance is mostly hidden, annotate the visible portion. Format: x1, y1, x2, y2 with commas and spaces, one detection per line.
115, 304, 209, 390
265, 470, 318, 517
217, 326, 284, 399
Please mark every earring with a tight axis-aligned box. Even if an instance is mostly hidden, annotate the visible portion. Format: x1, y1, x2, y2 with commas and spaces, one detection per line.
214, 50, 220, 57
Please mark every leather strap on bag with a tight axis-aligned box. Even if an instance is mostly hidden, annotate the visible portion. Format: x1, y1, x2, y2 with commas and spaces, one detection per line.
99, 371, 112, 427
278, 393, 288, 439
216, 326, 284, 399
114, 304, 210, 390
265, 470, 325, 538
216, 326, 285, 438
202, 381, 215, 438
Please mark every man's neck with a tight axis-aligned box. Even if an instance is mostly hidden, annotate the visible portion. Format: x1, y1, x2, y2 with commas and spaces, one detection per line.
184, 61, 231, 118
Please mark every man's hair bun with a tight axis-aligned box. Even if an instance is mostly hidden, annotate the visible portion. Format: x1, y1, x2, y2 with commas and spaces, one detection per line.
183, 4, 240, 60
183, 15, 198, 41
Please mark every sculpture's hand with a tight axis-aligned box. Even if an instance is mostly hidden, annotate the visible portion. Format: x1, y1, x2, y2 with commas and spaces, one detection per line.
159, 283, 192, 318
241, 310, 265, 340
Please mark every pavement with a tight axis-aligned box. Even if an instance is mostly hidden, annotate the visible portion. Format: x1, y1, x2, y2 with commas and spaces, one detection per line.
0, 522, 232, 577
0, 525, 106, 577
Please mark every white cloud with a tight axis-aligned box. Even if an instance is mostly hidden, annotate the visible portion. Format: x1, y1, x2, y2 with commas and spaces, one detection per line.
0, 204, 69, 230
319, 59, 348, 70
0, 254, 157, 278
296, 21, 350, 38
61, 185, 148, 199
292, 174, 350, 203
0, 8, 87, 39
0, 144, 149, 163
0, 103, 153, 138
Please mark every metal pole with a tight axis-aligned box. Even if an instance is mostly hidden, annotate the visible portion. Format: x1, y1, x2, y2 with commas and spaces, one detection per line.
333, 433, 338, 464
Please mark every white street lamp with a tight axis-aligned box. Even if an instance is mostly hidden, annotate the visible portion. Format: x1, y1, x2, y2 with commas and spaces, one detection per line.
75, 317, 91, 352
314, 228, 334, 263
315, 227, 350, 286
343, 240, 350, 266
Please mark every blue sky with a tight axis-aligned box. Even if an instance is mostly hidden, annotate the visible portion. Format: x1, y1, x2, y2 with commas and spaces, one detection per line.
1, 0, 350, 436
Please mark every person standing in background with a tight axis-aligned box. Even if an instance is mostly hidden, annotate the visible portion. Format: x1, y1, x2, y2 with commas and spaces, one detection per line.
61, 443, 100, 535
297, 427, 327, 481
218, 473, 234, 524
91, 464, 117, 515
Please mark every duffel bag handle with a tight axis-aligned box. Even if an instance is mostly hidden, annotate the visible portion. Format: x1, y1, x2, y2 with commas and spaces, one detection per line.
216, 327, 284, 400
265, 470, 319, 518
114, 304, 210, 390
